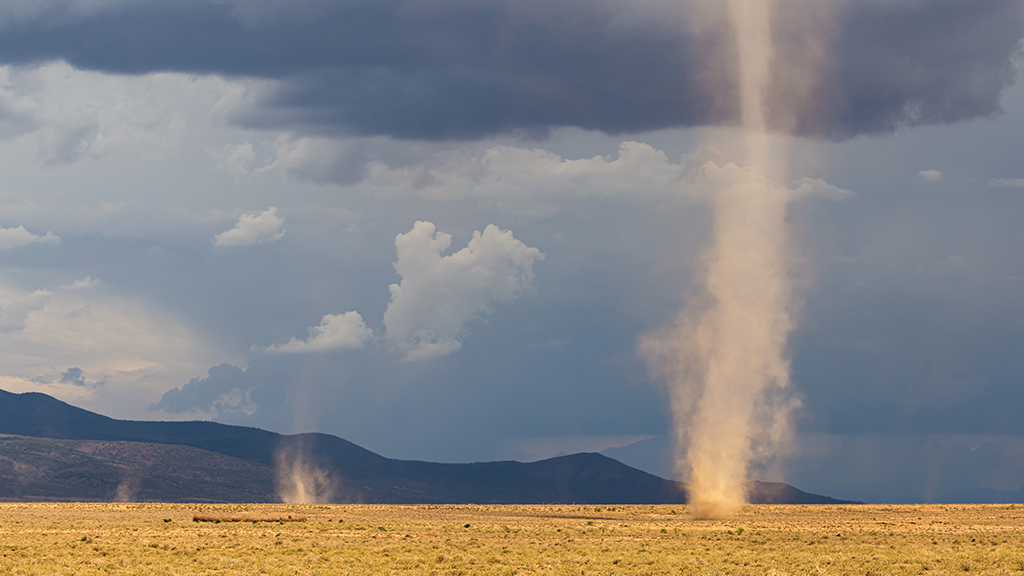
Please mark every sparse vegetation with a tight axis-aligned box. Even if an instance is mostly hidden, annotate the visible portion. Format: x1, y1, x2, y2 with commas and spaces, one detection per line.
192, 514, 307, 523
0, 503, 1022, 574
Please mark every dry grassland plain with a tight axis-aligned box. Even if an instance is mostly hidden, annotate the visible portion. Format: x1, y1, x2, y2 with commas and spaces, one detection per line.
1, 503, 1023, 575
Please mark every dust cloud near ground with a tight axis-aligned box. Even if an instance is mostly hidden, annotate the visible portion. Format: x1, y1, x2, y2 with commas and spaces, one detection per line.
273, 438, 337, 504
113, 477, 139, 503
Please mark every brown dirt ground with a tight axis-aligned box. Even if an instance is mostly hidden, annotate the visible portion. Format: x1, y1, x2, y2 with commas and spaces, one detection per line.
1, 502, 1023, 574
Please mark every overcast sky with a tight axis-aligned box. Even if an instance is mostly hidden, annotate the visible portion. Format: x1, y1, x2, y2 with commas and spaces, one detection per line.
1, 0, 1023, 502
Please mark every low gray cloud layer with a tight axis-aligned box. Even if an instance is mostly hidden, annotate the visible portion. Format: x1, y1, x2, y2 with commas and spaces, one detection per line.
1, 0, 1021, 139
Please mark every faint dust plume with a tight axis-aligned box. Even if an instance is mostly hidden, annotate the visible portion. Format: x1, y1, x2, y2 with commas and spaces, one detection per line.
114, 478, 139, 503
274, 438, 337, 504
642, 0, 804, 519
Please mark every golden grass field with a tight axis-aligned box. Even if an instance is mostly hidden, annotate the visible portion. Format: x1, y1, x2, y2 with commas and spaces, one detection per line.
2, 503, 1023, 575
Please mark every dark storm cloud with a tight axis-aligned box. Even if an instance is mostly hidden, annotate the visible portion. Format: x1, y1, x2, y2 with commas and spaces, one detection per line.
149, 358, 298, 428
148, 362, 294, 415
149, 363, 249, 414
60, 367, 86, 387
806, 0, 1024, 138
1, 0, 1021, 140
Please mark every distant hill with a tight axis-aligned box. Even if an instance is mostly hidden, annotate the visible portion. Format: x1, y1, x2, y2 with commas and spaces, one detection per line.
0, 389, 855, 504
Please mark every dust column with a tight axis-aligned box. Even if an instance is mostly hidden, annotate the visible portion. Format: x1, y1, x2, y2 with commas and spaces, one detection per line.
645, 0, 797, 519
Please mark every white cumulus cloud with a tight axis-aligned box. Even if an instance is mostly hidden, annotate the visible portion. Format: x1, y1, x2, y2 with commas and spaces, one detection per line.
919, 170, 944, 182
0, 225, 60, 250
212, 207, 285, 247
263, 311, 373, 354
384, 221, 544, 362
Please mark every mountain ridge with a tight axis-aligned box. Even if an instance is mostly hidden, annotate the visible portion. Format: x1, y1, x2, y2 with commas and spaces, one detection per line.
0, 389, 856, 504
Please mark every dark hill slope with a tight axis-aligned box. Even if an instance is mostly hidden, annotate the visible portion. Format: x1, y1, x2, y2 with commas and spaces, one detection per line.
0, 389, 854, 504
0, 389, 289, 465
300, 436, 689, 504
0, 434, 276, 502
